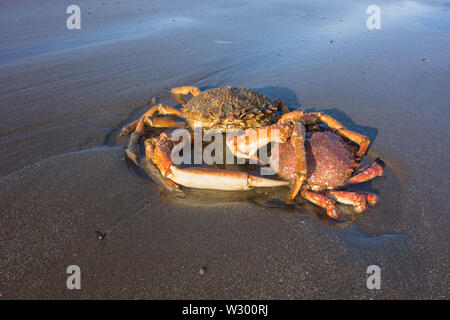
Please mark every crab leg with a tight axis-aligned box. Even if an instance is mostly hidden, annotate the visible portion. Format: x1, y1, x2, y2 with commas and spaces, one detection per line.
362, 193, 379, 206
143, 117, 187, 128
347, 161, 383, 184
135, 105, 185, 133
121, 104, 188, 161
278, 110, 307, 123
171, 86, 201, 96
120, 104, 184, 136
301, 190, 339, 219
171, 86, 201, 105
142, 104, 184, 117
146, 133, 289, 191
287, 122, 307, 201
120, 120, 139, 136
301, 112, 371, 157
327, 191, 367, 213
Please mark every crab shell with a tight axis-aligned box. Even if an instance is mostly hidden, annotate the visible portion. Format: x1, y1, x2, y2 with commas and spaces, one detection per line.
182, 87, 279, 131
270, 131, 360, 190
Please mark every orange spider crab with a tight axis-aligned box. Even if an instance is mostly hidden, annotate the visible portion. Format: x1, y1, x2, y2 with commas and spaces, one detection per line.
120, 86, 382, 219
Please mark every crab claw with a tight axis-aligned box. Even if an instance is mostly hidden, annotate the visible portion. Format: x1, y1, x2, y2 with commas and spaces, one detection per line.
301, 190, 339, 219
363, 193, 379, 206
146, 133, 289, 191
328, 191, 367, 214
119, 119, 139, 137
326, 201, 339, 219
347, 161, 383, 184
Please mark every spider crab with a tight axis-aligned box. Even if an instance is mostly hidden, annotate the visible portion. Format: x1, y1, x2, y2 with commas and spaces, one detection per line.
120, 86, 383, 219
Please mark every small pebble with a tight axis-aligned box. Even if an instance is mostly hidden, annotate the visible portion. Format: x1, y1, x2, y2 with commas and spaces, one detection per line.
199, 266, 207, 275
95, 230, 107, 241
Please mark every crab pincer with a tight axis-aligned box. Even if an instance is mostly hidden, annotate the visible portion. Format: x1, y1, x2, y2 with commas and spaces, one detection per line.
145, 133, 289, 191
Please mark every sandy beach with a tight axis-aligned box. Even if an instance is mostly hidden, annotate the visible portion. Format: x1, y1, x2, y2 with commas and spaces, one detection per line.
0, 0, 448, 299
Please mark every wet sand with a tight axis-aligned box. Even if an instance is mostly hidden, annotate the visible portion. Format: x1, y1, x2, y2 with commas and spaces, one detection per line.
0, 0, 449, 299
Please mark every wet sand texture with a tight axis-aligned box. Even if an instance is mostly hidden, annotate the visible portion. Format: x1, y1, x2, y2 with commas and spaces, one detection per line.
0, 0, 449, 298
